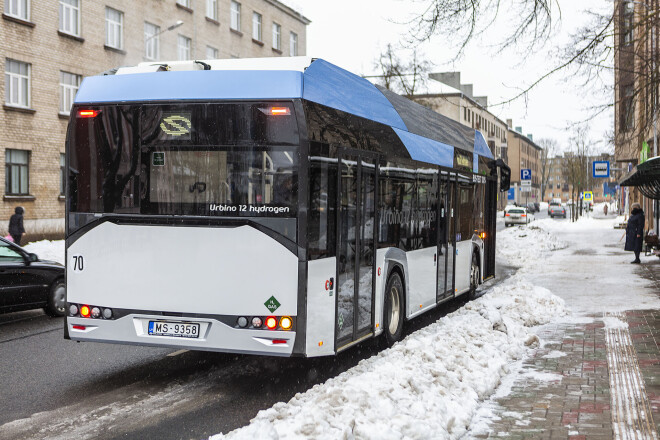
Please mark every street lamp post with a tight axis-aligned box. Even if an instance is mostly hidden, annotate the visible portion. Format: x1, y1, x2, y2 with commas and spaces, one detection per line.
145, 20, 184, 43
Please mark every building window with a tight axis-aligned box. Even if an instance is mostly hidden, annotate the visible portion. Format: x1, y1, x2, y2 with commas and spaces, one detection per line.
59, 71, 80, 114
272, 22, 281, 50
206, 0, 217, 20
252, 12, 262, 41
230, 1, 241, 31
621, 84, 635, 132
5, 59, 30, 108
5, 149, 29, 196
290, 31, 298, 56
206, 46, 218, 59
59, 0, 80, 36
60, 153, 66, 196
105, 7, 123, 49
144, 22, 160, 60
622, 2, 634, 46
177, 0, 191, 7
178, 35, 191, 60
4, 0, 28, 20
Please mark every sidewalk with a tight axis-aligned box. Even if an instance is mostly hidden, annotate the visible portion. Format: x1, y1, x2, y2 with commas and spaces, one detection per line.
473, 218, 660, 439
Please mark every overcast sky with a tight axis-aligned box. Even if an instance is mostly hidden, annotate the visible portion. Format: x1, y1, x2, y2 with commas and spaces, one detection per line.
284, 0, 613, 154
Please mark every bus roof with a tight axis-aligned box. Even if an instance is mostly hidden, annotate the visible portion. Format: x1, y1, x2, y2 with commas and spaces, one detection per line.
74, 57, 493, 169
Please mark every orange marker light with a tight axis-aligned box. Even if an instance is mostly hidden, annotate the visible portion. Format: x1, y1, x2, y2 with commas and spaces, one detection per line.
270, 107, 290, 115
80, 305, 91, 318
78, 109, 99, 118
265, 316, 278, 330
280, 316, 293, 330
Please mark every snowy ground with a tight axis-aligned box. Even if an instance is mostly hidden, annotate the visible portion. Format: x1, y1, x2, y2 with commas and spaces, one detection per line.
27, 214, 657, 439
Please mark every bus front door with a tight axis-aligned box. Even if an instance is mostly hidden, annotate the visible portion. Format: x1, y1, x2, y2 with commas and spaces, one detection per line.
446, 175, 457, 297
437, 175, 451, 302
336, 151, 376, 350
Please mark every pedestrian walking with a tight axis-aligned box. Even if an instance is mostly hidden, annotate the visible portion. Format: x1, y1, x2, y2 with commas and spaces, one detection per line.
625, 203, 645, 264
603, 204, 608, 215
8, 206, 25, 246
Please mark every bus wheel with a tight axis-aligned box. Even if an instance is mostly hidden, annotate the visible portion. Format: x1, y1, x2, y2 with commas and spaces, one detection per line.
45, 279, 66, 317
469, 254, 480, 299
382, 272, 404, 347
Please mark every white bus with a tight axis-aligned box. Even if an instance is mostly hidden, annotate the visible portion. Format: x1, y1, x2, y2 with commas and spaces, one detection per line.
65, 57, 510, 357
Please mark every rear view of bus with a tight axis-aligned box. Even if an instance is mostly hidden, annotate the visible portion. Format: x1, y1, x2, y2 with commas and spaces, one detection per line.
66, 62, 304, 356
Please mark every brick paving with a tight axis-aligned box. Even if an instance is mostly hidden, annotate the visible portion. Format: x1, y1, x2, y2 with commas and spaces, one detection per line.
473, 261, 660, 439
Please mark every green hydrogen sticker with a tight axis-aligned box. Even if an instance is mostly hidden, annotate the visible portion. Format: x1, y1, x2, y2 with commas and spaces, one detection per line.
264, 296, 281, 313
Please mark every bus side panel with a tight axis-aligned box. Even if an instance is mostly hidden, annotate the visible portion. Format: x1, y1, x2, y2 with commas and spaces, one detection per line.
305, 257, 336, 357
454, 240, 473, 295
406, 247, 437, 318
67, 222, 298, 316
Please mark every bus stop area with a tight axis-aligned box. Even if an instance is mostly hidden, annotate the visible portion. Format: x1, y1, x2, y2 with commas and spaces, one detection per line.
471, 215, 660, 439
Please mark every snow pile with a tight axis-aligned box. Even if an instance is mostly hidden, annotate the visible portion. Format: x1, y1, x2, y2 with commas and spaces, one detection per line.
496, 225, 566, 266
23, 239, 64, 265
212, 278, 567, 440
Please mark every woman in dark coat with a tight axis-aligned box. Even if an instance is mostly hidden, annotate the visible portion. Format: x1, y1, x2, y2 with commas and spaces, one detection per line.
625, 203, 645, 264
8, 206, 25, 246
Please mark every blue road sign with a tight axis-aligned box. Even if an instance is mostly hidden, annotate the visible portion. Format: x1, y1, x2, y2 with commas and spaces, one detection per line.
521, 169, 532, 180
507, 187, 515, 200
592, 161, 610, 178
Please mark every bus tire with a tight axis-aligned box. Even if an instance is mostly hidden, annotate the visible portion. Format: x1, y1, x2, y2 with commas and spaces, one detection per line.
469, 253, 480, 299
45, 279, 66, 317
382, 271, 404, 347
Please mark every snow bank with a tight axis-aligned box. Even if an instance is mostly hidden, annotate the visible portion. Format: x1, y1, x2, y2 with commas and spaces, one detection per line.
23, 239, 64, 265
212, 278, 567, 440
496, 225, 566, 267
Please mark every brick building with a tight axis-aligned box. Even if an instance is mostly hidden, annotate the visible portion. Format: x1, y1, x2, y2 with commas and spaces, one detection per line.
0, 0, 308, 239
506, 122, 542, 205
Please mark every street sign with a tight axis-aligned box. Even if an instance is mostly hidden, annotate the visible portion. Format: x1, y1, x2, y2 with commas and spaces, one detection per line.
521, 180, 532, 186
521, 169, 532, 180
507, 187, 515, 200
592, 161, 610, 178
520, 186, 532, 192
583, 191, 593, 202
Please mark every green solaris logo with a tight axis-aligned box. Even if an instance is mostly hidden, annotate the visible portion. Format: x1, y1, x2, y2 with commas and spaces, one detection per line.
264, 296, 281, 313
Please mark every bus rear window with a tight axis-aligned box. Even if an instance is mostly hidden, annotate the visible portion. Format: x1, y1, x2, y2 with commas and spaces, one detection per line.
68, 102, 299, 216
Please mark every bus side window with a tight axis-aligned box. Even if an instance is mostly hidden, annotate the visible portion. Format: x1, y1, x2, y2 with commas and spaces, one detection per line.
308, 142, 336, 260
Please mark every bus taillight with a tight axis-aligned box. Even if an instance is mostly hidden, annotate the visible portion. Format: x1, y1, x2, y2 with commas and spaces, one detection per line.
280, 316, 293, 330
259, 107, 290, 116
77, 109, 99, 118
80, 305, 91, 318
265, 316, 278, 330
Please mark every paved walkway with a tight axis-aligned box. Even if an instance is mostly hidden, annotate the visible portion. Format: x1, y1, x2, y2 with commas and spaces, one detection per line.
474, 260, 660, 439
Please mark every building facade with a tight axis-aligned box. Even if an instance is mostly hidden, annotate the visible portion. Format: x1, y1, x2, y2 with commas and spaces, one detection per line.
1, 0, 309, 238
545, 154, 616, 204
506, 123, 542, 205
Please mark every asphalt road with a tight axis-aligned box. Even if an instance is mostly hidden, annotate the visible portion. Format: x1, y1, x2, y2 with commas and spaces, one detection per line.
0, 291, 486, 440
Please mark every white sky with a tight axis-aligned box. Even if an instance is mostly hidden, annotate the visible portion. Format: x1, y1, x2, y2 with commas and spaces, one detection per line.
285, 0, 613, 153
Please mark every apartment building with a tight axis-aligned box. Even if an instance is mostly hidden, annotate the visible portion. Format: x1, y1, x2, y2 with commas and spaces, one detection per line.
507, 122, 542, 205
1, 0, 309, 238
545, 154, 617, 204
613, 0, 658, 223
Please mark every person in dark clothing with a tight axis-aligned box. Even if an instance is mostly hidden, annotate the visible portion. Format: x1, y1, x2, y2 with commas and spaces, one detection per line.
625, 203, 645, 264
8, 206, 25, 246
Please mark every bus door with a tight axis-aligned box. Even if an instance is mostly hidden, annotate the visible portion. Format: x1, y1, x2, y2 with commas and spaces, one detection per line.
437, 174, 451, 302
483, 179, 497, 279
446, 174, 457, 296
336, 149, 376, 349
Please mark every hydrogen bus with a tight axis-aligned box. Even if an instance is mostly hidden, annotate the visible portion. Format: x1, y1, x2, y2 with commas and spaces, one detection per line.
65, 57, 510, 357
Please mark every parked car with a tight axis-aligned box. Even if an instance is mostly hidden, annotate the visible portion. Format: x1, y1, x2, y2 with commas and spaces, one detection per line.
548, 200, 561, 213
0, 237, 65, 316
526, 202, 538, 213
503, 204, 518, 218
549, 204, 567, 218
505, 207, 532, 226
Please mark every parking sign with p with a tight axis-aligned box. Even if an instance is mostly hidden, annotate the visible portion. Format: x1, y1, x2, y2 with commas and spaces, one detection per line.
521, 169, 531, 180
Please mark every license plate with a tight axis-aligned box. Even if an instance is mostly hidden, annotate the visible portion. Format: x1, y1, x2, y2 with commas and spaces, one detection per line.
148, 321, 200, 338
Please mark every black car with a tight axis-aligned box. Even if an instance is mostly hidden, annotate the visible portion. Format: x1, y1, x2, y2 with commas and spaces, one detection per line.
0, 237, 65, 316
526, 202, 538, 213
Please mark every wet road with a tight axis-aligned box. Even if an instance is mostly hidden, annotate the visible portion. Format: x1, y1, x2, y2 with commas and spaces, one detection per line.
0, 293, 483, 440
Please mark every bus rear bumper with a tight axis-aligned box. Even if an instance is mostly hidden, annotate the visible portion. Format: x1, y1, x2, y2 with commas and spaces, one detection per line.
67, 314, 296, 356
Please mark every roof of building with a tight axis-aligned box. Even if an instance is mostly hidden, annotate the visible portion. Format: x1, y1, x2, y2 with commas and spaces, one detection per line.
74, 57, 494, 169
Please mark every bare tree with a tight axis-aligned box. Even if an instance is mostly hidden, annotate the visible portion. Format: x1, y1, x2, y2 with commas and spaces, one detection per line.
564, 127, 594, 221
371, 44, 432, 98
537, 138, 558, 201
